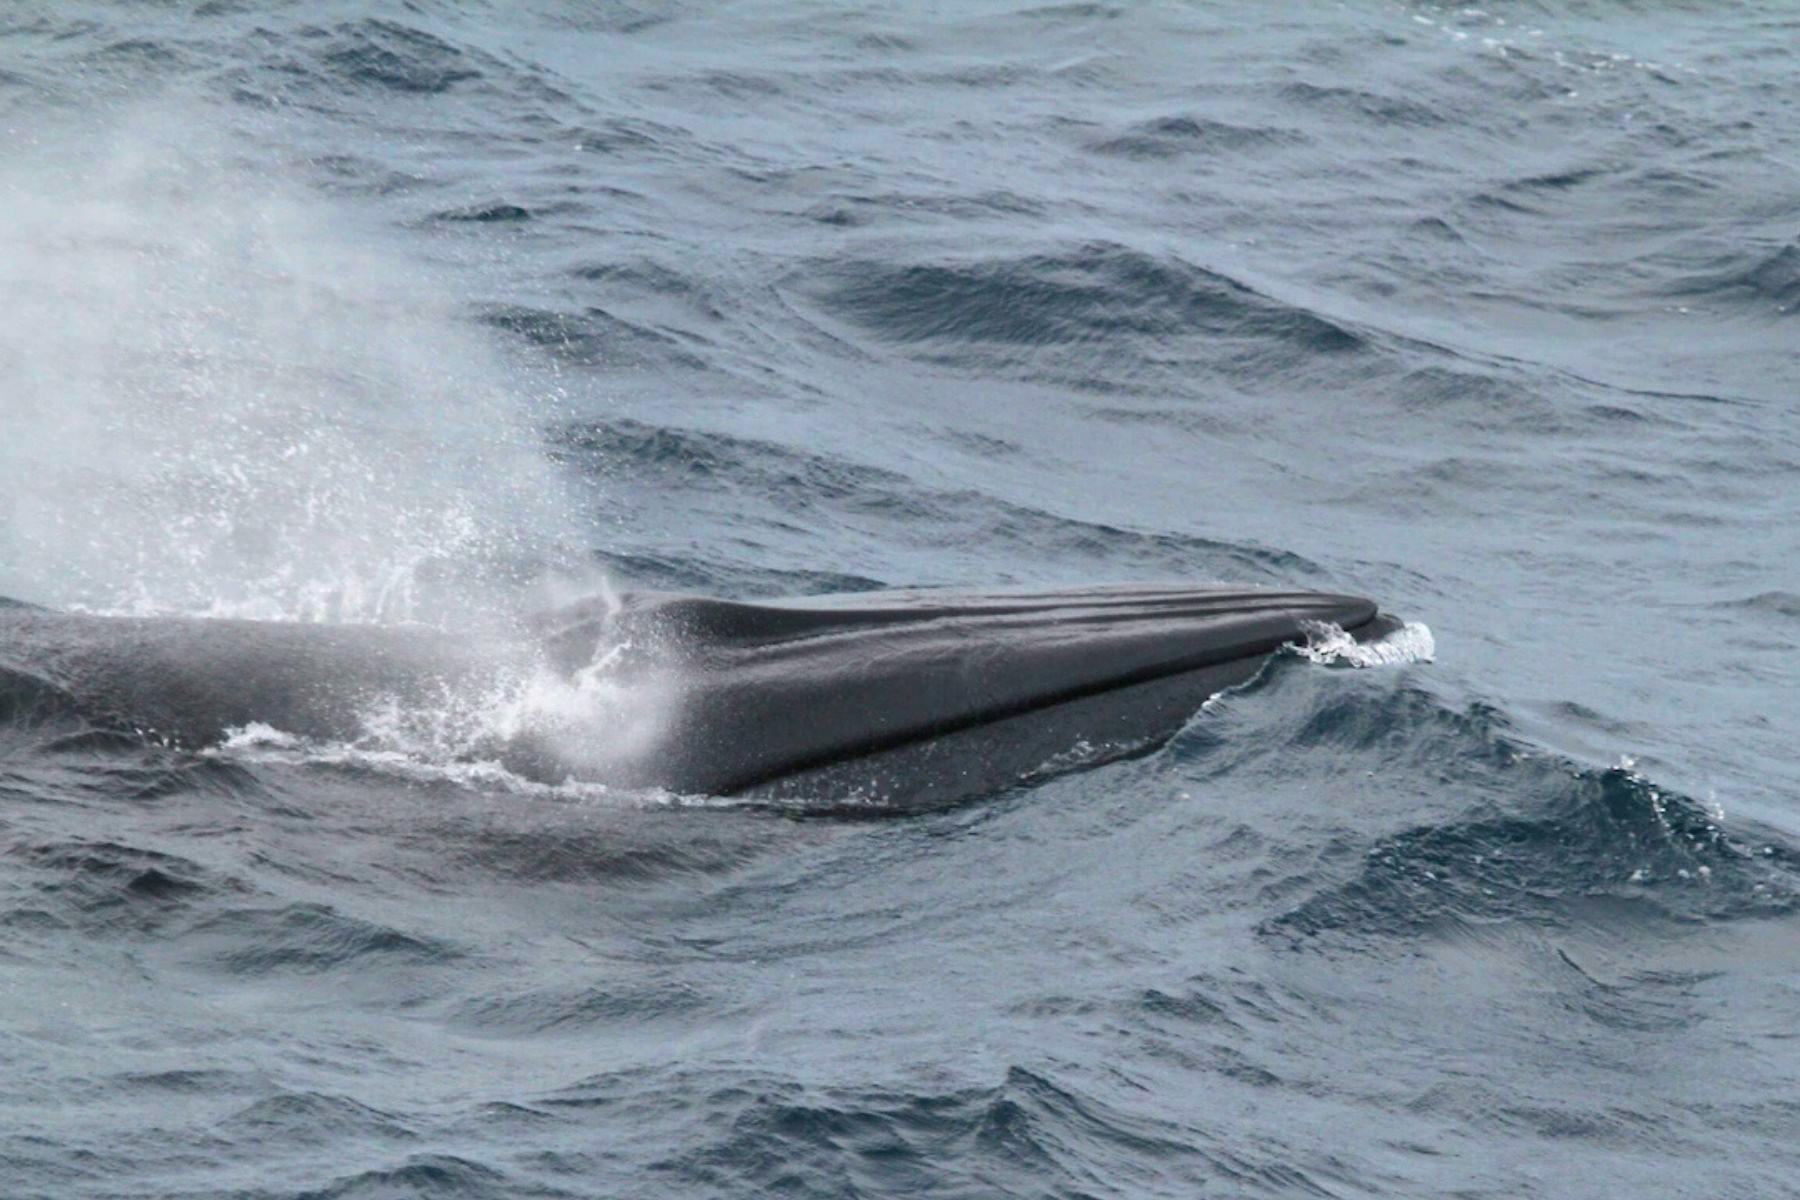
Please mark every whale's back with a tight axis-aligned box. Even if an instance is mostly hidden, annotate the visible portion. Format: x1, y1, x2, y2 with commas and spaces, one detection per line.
0, 584, 1381, 808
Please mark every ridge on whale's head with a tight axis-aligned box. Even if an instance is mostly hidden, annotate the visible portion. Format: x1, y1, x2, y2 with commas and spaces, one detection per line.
522, 583, 1384, 802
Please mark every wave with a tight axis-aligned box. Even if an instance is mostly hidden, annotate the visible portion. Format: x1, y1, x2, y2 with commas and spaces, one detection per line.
1668, 242, 1800, 313
799, 242, 1368, 365
802, 188, 1047, 229
541, 1063, 1336, 1197
431, 201, 532, 223
478, 302, 710, 372
218, 1090, 415, 1147
218, 19, 497, 105
445, 978, 716, 1037
186, 901, 460, 976
1275, 80, 1447, 128
554, 417, 1325, 584
1718, 591, 1800, 621
590, 550, 885, 599
1087, 114, 1300, 159
0, 665, 81, 728
1270, 759, 1799, 941
1175, 667, 1800, 942
274, 1154, 505, 1200
9, 838, 226, 929
0, 827, 459, 983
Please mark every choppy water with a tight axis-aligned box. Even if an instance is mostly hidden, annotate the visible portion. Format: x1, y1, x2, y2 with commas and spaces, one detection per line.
3, 3, 1799, 1196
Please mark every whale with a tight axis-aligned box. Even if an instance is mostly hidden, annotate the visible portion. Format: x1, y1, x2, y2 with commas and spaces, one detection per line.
0, 585, 1387, 810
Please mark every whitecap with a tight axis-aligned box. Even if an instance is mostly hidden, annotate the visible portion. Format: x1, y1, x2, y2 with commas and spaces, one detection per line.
1296, 620, 1436, 668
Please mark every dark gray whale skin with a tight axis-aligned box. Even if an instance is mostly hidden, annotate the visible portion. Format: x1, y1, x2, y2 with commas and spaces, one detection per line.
0, 586, 1383, 810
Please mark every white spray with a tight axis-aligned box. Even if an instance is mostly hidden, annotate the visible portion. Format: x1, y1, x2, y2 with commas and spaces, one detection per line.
0, 99, 576, 624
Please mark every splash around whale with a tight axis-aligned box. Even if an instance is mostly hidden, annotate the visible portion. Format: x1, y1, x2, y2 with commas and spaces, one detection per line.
0, 585, 1400, 811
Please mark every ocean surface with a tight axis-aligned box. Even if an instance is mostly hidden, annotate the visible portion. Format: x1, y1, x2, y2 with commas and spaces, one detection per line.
2, 2, 1798, 1196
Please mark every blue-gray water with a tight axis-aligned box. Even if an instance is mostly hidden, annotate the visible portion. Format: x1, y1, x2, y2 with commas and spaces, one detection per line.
3, 3, 1799, 1197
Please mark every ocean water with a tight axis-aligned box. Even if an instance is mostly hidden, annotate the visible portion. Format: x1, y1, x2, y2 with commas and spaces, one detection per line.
2, 2, 1799, 1197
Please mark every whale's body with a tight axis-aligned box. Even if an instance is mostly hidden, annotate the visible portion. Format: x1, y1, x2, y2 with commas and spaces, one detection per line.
0, 585, 1383, 809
